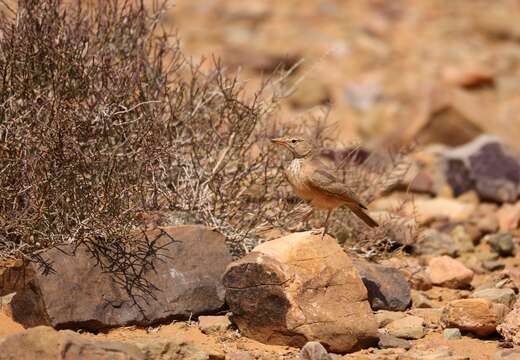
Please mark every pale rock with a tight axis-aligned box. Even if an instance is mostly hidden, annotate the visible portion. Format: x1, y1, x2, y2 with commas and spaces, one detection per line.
470, 288, 516, 308
223, 232, 378, 353
492, 349, 520, 360
426, 256, 474, 289
384, 315, 425, 339
409, 198, 477, 224
375, 310, 406, 328
198, 315, 231, 334
443, 327, 462, 340
411, 290, 434, 308
497, 202, 520, 230
409, 308, 443, 329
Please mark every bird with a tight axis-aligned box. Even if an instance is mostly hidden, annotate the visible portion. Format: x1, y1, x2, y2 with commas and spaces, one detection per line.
271, 136, 378, 239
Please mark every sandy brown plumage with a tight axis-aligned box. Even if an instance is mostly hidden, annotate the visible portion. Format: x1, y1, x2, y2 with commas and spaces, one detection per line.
272, 136, 378, 239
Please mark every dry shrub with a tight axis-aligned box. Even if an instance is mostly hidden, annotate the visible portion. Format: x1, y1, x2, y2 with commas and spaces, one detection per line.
0, 0, 285, 262
0, 0, 417, 268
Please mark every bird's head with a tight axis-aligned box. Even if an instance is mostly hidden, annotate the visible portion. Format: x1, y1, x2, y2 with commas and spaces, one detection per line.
271, 136, 312, 158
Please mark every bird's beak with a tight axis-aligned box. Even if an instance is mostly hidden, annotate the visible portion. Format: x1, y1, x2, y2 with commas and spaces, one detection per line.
271, 138, 285, 145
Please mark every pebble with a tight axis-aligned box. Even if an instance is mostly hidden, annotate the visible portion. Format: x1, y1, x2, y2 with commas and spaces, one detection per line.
485, 232, 516, 257
384, 315, 425, 339
443, 327, 462, 340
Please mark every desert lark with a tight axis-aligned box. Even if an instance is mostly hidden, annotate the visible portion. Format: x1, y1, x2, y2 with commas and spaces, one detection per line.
271, 136, 378, 239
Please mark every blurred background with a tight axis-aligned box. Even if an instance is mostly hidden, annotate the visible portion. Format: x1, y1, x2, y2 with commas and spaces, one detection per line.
165, 0, 520, 151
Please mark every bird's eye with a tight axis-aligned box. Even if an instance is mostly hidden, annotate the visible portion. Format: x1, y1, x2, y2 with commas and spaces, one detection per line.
291, 139, 297, 143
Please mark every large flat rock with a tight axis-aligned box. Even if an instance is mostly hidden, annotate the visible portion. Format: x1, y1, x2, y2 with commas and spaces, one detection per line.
8, 225, 232, 330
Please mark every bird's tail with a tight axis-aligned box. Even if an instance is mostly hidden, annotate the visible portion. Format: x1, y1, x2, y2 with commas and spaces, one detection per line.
348, 204, 379, 228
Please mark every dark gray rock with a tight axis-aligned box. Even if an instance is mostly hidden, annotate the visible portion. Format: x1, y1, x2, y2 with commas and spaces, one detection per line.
485, 232, 516, 257
8, 225, 232, 330
353, 259, 411, 311
443, 135, 520, 203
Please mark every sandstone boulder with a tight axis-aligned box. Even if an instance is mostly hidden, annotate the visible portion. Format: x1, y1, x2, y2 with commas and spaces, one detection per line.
223, 232, 378, 353
8, 225, 232, 330
441, 298, 508, 336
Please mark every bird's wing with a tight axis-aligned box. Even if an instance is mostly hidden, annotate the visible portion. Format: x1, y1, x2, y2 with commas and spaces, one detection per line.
306, 167, 367, 208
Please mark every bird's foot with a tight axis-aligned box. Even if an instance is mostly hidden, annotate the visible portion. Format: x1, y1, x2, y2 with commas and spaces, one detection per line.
310, 228, 327, 239
310, 228, 323, 235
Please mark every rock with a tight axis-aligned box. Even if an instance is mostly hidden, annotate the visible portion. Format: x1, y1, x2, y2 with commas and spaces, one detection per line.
353, 259, 411, 311
412, 229, 459, 257
401, 346, 467, 360
223, 231, 379, 353
405, 91, 485, 148
442, 298, 508, 336
411, 290, 434, 308
409, 308, 443, 329
0, 326, 144, 360
384, 315, 425, 339
485, 232, 516, 257
497, 304, 520, 345
377, 333, 411, 350
0, 313, 24, 337
496, 202, 520, 230
482, 260, 506, 272
408, 171, 435, 195
375, 311, 406, 328
8, 226, 232, 330
0, 259, 32, 297
442, 64, 495, 89
443, 327, 462, 340
442, 135, 520, 203
198, 315, 231, 334
227, 351, 255, 360
474, 211, 499, 234
381, 258, 432, 291
299, 341, 331, 360
450, 225, 475, 253
133, 336, 224, 360
411, 198, 477, 224
492, 349, 520, 360
471, 288, 516, 308
426, 256, 474, 289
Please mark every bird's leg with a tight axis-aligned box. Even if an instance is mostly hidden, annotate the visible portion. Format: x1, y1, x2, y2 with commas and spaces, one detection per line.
321, 209, 333, 240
